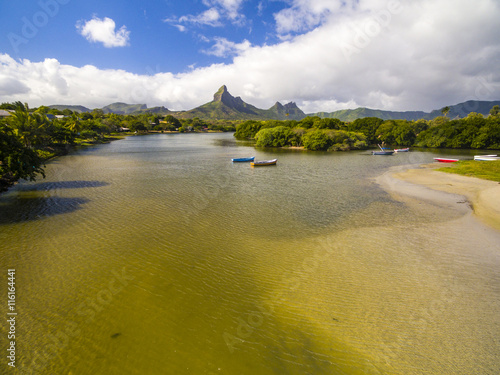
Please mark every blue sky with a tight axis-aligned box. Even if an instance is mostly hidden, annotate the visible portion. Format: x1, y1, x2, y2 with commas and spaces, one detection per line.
1, 0, 287, 73
1, 0, 499, 112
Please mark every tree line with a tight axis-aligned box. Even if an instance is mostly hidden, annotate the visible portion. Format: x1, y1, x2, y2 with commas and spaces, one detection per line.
234, 105, 500, 151
0, 102, 235, 192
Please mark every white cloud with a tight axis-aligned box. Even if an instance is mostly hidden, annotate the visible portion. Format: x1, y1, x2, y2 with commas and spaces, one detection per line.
202, 38, 252, 57
0, 76, 29, 96
165, 0, 246, 29
273, 0, 346, 35
202, 0, 245, 20
173, 24, 187, 32
1, 0, 500, 113
76, 16, 130, 48
179, 8, 222, 27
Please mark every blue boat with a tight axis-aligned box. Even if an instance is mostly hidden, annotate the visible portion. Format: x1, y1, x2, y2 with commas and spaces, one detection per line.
232, 156, 255, 162
372, 144, 394, 155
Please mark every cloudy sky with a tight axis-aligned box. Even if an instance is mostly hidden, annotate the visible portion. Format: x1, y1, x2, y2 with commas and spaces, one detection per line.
0, 0, 499, 113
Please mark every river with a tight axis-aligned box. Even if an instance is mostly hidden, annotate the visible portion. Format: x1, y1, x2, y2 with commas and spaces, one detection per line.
1, 133, 499, 374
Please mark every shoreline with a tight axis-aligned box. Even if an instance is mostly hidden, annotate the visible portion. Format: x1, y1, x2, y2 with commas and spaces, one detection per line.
377, 163, 500, 231
0, 133, 130, 195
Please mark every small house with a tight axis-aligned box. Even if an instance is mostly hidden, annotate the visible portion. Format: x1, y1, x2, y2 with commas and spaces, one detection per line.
0, 110, 11, 117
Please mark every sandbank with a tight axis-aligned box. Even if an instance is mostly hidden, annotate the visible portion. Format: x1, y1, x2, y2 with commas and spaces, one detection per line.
377, 163, 500, 231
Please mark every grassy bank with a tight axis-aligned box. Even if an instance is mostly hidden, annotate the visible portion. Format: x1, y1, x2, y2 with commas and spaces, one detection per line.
438, 160, 500, 182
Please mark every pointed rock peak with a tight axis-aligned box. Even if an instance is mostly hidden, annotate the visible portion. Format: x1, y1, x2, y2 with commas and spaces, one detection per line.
213, 85, 233, 102
213, 85, 241, 107
284, 102, 298, 109
272, 101, 284, 109
216, 85, 228, 94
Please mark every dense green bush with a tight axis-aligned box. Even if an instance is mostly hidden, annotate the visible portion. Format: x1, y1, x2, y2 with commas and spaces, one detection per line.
234, 120, 263, 139
255, 126, 293, 147
314, 117, 345, 129
346, 117, 384, 144
302, 129, 332, 150
416, 112, 499, 149
375, 120, 423, 146
325, 130, 367, 151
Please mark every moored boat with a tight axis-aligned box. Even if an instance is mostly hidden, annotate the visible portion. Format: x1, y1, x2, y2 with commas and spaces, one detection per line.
251, 159, 277, 166
474, 155, 499, 161
394, 148, 410, 152
373, 144, 394, 155
232, 156, 255, 162
434, 158, 459, 163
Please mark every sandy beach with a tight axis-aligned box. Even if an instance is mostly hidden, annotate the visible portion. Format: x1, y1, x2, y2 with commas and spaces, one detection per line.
377, 163, 500, 232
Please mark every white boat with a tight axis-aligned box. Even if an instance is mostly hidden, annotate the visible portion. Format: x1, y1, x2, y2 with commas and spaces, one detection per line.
394, 148, 410, 152
474, 155, 499, 161
251, 159, 277, 166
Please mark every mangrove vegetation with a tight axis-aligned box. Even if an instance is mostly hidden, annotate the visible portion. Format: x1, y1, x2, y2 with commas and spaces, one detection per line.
234, 105, 500, 151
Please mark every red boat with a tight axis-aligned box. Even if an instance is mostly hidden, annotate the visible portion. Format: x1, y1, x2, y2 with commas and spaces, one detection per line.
433, 158, 459, 163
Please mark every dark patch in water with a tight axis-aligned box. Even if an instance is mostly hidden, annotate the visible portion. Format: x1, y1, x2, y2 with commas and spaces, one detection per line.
18, 180, 110, 191
111, 333, 122, 339
0, 196, 90, 224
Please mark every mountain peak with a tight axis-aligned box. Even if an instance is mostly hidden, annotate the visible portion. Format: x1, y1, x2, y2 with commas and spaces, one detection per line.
271, 102, 284, 110
213, 85, 230, 102
284, 102, 299, 109
269, 101, 305, 119
212, 85, 247, 110
175, 85, 308, 120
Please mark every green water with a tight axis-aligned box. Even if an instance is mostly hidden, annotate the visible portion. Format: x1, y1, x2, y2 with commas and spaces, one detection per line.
1, 133, 499, 374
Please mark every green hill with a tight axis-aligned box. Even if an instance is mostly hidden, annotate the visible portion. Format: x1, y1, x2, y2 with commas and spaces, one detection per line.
49, 104, 91, 113
269, 101, 305, 120
99, 103, 171, 115
102, 102, 148, 115
428, 100, 500, 119
313, 108, 429, 122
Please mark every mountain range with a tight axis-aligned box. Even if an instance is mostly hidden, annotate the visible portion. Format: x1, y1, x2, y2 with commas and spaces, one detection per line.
171, 85, 306, 120
50, 85, 500, 122
315, 100, 500, 122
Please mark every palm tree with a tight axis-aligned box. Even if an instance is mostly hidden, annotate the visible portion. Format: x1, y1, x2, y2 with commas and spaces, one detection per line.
7, 103, 49, 148
489, 105, 499, 117
8, 104, 33, 147
441, 106, 450, 117
66, 113, 82, 134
